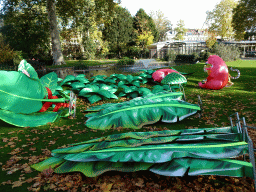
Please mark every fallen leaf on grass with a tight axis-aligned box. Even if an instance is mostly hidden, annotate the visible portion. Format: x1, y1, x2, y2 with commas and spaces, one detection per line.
32, 182, 40, 188
24, 167, 33, 173
49, 140, 56, 145
100, 183, 113, 192
26, 178, 34, 183
8, 141, 15, 146
29, 147, 36, 151
8, 148, 22, 155
41, 167, 54, 178
12, 180, 24, 188
135, 178, 144, 187
7, 167, 20, 175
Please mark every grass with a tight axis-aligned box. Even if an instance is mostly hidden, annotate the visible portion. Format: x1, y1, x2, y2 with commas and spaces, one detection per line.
46, 60, 119, 69
0, 59, 256, 191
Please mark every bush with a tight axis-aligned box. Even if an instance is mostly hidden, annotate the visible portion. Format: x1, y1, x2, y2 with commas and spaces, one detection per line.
199, 51, 212, 62
166, 49, 177, 63
13, 51, 23, 66
0, 39, 15, 65
129, 46, 141, 58
174, 54, 198, 64
191, 52, 200, 63
212, 43, 241, 62
0, 39, 24, 70
118, 57, 135, 65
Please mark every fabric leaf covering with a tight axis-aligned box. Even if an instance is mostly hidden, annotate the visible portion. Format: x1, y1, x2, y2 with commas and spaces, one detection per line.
0, 60, 75, 127
0, 108, 71, 127
31, 128, 254, 178
85, 92, 200, 130
0, 70, 47, 114
78, 84, 118, 104
85, 92, 184, 112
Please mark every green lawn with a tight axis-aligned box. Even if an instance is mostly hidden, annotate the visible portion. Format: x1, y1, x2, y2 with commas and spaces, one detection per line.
46, 59, 119, 69
0, 59, 256, 191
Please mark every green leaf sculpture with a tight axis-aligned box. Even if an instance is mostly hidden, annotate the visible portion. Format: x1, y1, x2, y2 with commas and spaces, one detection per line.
18, 59, 39, 80
91, 75, 107, 83
0, 70, 47, 114
75, 74, 90, 84
70, 82, 87, 93
31, 128, 253, 178
85, 92, 184, 113
118, 85, 151, 99
78, 84, 118, 104
152, 85, 170, 94
118, 74, 141, 87
40, 72, 58, 96
0, 108, 71, 127
140, 69, 158, 84
85, 93, 200, 130
0, 60, 75, 127
59, 75, 77, 86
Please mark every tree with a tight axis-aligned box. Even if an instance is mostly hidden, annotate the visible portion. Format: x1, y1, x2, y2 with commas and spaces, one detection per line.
0, 0, 118, 66
136, 31, 154, 57
0, 1, 51, 59
150, 10, 172, 42
173, 20, 187, 40
134, 9, 159, 42
205, 31, 217, 49
205, 0, 238, 40
232, 0, 256, 40
103, 5, 134, 58
47, 0, 65, 65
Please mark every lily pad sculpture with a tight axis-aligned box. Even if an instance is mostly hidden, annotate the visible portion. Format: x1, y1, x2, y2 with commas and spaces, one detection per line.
161, 72, 187, 100
31, 127, 254, 179
0, 60, 76, 127
85, 92, 200, 130
161, 72, 187, 85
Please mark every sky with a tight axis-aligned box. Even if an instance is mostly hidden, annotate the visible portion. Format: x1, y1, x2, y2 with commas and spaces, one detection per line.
0, 0, 232, 30
120, 0, 224, 29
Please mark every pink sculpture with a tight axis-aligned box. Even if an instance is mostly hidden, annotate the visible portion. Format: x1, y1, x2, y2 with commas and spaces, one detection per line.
198, 55, 229, 90
152, 69, 179, 82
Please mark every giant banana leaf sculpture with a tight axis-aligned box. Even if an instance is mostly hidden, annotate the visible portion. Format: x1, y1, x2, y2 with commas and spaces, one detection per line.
31, 128, 253, 179
85, 91, 184, 113
0, 60, 76, 127
85, 92, 200, 130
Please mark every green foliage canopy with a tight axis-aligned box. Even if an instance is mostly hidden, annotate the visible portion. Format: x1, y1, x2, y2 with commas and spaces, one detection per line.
205, 0, 238, 40
103, 5, 134, 58
150, 10, 172, 41
173, 20, 187, 40
232, 0, 256, 40
0, 0, 51, 57
134, 9, 159, 42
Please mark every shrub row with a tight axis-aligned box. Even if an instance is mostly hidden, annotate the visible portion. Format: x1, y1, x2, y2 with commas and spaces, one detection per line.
211, 43, 241, 62
117, 57, 135, 65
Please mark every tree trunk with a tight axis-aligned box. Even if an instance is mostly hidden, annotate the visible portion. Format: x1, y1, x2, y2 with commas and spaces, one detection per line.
46, 0, 65, 66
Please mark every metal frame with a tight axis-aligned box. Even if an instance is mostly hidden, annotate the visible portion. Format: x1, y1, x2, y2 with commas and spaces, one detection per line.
229, 112, 256, 191
68, 91, 77, 118
169, 83, 186, 101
